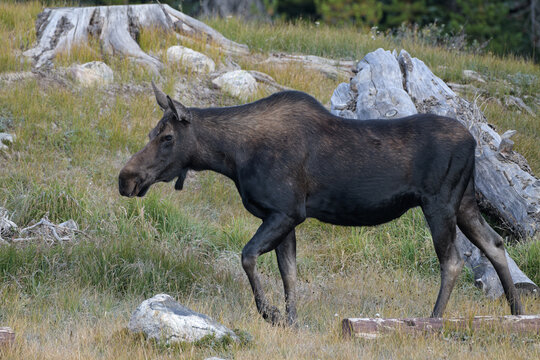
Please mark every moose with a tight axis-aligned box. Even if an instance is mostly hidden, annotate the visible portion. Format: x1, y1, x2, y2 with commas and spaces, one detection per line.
119, 82, 523, 325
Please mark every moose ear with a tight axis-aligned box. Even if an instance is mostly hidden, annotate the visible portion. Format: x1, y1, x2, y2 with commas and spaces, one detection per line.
166, 95, 191, 124
152, 80, 169, 110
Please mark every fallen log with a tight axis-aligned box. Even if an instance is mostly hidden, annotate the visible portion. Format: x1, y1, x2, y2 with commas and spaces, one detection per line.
330, 48, 539, 298
0, 327, 15, 346
342, 315, 540, 339
23, 4, 249, 71
264, 53, 354, 80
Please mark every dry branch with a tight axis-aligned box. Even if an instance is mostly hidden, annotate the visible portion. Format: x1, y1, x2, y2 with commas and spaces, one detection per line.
264, 53, 354, 79
342, 315, 540, 339
23, 4, 249, 71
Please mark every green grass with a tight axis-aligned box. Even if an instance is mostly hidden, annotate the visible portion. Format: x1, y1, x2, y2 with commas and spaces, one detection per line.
0, 2, 539, 360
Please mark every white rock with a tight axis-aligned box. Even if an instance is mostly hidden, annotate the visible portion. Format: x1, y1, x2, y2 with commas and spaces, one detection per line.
166, 45, 216, 74
212, 70, 258, 101
128, 294, 238, 344
69, 61, 114, 86
0, 133, 15, 151
463, 69, 486, 83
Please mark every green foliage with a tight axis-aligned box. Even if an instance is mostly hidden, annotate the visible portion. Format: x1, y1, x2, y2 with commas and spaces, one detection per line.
315, 0, 382, 27
269, 0, 537, 59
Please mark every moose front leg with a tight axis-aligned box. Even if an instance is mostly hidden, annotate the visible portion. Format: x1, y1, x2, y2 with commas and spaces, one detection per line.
241, 212, 297, 325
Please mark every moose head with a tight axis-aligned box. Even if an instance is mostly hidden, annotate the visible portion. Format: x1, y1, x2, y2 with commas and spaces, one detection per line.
118, 83, 194, 198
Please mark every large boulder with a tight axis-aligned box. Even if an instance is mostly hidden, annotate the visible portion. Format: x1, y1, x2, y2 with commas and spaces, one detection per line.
212, 70, 258, 100
69, 61, 114, 86
128, 294, 238, 344
166, 45, 216, 74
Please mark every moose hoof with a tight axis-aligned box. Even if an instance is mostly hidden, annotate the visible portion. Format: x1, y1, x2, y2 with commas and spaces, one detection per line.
263, 305, 282, 326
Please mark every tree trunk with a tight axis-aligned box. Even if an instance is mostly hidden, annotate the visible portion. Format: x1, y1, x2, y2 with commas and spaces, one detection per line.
330, 48, 539, 297
342, 315, 540, 339
23, 4, 249, 71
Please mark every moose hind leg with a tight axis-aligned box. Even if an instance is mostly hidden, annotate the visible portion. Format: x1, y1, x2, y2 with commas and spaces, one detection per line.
241, 212, 297, 325
423, 205, 464, 317
456, 181, 523, 315
275, 230, 297, 326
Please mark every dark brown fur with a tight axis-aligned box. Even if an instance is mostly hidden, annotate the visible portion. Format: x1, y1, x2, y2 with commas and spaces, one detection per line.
119, 86, 523, 325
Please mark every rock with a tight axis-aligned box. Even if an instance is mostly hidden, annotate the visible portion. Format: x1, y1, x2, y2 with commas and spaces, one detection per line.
166, 46, 216, 74
0, 133, 15, 151
69, 61, 114, 86
128, 294, 238, 344
462, 69, 486, 83
212, 70, 258, 100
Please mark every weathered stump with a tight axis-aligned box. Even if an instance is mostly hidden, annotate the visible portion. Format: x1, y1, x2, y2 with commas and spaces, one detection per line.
342, 315, 540, 339
23, 4, 249, 71
330, 48, 539, 297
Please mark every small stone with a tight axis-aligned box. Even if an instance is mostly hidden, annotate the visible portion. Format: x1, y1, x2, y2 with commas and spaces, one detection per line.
0, 133, 15, 151
166, 46, 216, 74
212, 70, 258, 101
128, 294, 238, 344
463, 69, 486, 83
70, 61, 114, 86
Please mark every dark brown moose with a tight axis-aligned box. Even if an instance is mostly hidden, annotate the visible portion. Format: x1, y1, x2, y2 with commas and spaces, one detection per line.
119, 83, 523, 325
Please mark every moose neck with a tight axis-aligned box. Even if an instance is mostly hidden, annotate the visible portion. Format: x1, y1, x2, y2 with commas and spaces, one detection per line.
189, 107, 248, 182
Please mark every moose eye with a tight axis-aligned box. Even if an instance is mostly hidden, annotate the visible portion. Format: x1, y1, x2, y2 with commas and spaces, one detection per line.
161, 135, 173, 143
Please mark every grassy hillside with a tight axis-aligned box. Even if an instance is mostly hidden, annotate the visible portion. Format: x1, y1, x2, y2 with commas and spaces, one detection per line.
0, 1, 539, 359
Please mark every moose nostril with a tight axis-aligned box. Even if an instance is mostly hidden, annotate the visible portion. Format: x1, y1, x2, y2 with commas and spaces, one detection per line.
119, 170, 137, 196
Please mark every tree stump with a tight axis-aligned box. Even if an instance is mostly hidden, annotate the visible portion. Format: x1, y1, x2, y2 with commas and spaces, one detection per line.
330, 48, 539, 298
23, 4, 249, 71
342, 315, 540, 339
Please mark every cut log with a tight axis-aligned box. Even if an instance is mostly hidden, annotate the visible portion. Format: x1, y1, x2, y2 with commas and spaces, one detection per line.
342, 315, 540, 339
330, 48, 539, 297
23, 4, 249, 71
0, 327, 15, 346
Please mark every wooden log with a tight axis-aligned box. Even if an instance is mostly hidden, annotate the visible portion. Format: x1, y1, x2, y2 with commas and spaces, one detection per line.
456, 229, 539, 298
23, 4, 249, 71
0, 327, 15, 346
342, 315, 540, 339
263, 53, 354, 80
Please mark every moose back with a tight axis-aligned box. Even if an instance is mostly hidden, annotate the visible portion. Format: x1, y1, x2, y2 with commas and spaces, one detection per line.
119, 84, 522, 325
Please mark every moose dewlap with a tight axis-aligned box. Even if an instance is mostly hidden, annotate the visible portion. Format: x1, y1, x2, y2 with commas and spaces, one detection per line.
118, 83, 523, 326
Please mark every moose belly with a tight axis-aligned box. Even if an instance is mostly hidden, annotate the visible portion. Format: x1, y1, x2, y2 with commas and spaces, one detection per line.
305, 187, 420, 227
